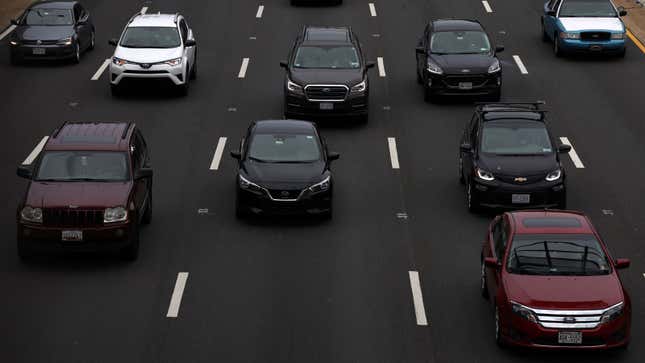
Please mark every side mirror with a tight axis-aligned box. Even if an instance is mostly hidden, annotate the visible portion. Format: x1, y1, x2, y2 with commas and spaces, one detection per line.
17, 165, 32, 179
495, 45, 505, 53
10, 19, 18, 25
78, 14, 89, 24
108, 38, 118, 46
279, 61, 288, 68
135, 168, 153, 179
365, 61, 376, 69
184, 39, 196, 47
615, 258, 630, 269
327, 151, 340, 161
460, 142, 472, 153
484, 257, 499, 268
558, 144, 571, 153
618, 8, 627, 17
415, 46, 425, 55
546, 10, 556, 16
230, 150, 241, 159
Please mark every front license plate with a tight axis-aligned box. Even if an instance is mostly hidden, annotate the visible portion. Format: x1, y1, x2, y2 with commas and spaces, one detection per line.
62, 230, 83, 242
458, 82, 473, 90
319, 102, 334, 110
32, 48, 45, 55
511, 194, 530, 204
558, 331, 582, 344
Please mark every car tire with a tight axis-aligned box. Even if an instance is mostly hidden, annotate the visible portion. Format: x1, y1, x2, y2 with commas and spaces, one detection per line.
416, 71, 423, 84
541, 19, 549, 42
557, 193, 567, 210
142, 192, 152, 225
618, 48, 626, 58
553, 34, 562, 57
358, 113, 368, 123
481, 258, 489, 299
489, 89, 501, 102
291, 0, 298, 5
72, 42, 81, 64
110, 83, 121, 97
17, 239, 33, 261
459, 157, 465, 184
88, 29, 96, 51
423, 86, 433, 103
190, 51, 197, 80
122, 225, 140, 261
178, 81, 189, 96
495, 306, 506, 347
10, 53, 20, 66
467, 181, 481, 213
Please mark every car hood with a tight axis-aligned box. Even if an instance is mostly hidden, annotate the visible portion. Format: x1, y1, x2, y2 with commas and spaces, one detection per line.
114, 47, 183, 63
478, 153, 558, 178
15, 25, 74, 41
242, 160, 326, 189
25, 181, 132, 208
288, 68, 364, 87
504, 273, 624, 310
558, 17, 624, 32
430, 54, 495, 74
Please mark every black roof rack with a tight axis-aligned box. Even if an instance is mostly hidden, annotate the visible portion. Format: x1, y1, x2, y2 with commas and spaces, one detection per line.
475, 101, 546, 114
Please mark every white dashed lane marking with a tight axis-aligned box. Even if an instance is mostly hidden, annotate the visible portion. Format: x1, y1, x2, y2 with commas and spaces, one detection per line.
0, 25, 17, 41
166, 272, 189, 318
559, 137, 585, 168
23, 136, 49, 165
238, 58, 250, 78
91, 59, 111, 80
409, 271, 429, 326
377, 57, 386, 77
513, 55, 528, 74
369, 3, 377, 17
482, 1, 493, 13
387, 137, 400, 169
210, 137, 227, 170
256, 5, 264, 18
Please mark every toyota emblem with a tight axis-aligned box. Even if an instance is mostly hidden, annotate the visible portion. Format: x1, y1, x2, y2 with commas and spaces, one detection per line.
140, 63, 151, 69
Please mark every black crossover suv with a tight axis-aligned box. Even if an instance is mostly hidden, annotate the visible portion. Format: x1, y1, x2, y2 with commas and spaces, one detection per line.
9, 1, 95, 64
459, 102, 570, 212
281, 26, 374, 122
230, 120, 339, 218
416, 19, 503, 101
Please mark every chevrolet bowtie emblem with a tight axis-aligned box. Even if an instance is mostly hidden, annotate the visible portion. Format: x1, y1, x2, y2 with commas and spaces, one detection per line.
514, 177, 527, 182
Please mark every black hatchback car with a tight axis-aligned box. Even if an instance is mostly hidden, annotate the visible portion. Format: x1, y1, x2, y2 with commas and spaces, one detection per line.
415, 19, 503, 101
281, 26, 374, 122
9, 1, 94, 64
230, 120, 339, 218
459, 102, 570, 212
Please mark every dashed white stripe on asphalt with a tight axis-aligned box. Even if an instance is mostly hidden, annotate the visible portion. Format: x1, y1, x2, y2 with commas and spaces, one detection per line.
387, 137, 400, 169
22, 136, 49, 165
513, 55, 528, 74
408, 271, 429, 326
210, 137, 227, 170
377, 57, 386, 77
140, 6, 148, 14
482, 1, 493, 13
166, 272, 189, 318
256, 5, 264, 18
369, 3, 377, 17
0, 25, 17, 41
238, 58, 250, 78
559, 137, 585, 168
91, 59, 111, 80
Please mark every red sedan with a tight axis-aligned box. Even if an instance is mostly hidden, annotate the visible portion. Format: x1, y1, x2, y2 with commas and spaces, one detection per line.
481, 210, 631, 349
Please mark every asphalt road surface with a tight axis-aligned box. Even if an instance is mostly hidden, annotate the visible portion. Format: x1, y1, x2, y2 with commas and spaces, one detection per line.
1, 0, 644, 362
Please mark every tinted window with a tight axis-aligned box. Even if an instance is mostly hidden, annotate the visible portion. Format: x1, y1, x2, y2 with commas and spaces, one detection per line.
25, 9, 73, 25
481, 122, 553, 155
293, 46, 360, 69
430, 31, 491, 54
120, 27, 181, 48
559, 0, 617, 17
36, 151, 130, 182
248, 134, 321, 163
507, 234, 611, 276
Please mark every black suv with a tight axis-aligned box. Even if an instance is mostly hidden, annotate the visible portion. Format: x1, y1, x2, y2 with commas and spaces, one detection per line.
415, 19, 503, 101
281, 26, 374, 122
459, 102, 570, 212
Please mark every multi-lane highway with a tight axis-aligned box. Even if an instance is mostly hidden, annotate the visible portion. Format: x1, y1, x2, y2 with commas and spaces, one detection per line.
1, 0, 644, 362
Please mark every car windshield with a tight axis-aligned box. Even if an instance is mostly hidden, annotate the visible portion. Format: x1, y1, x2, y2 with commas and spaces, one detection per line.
430, 31, 491, 54
507, 234, 611, 276
481, 122, 553, 155
36, 151, 130, 182
293, 46, 360, 69
120, 27, 181, 48
559, 0, 617, 17
248, 134, 321, 163
24, 9, 73, 26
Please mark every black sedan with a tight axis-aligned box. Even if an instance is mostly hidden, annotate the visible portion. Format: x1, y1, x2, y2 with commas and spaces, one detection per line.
9, 0, 94, 64
459, 102, 569, 212
230, 120, 339, 218
416, 19, 503, 101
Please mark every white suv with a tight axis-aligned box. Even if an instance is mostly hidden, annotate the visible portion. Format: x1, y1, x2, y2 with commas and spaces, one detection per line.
108, 12, 196, 96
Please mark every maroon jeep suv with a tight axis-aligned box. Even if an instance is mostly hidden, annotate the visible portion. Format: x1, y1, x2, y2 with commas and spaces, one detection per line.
16, 122, 152, 261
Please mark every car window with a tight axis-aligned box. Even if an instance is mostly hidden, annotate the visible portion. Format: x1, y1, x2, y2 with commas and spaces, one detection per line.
559, 0, 617, 17
480, 121, 553, 155
248, 133, 321, 163
120, 27, 181, 48
179, 20, 188, 41
24, 8, 73, 25
36, 151, 129, 181
293, 46, 360, 69
430, 31, 491, 55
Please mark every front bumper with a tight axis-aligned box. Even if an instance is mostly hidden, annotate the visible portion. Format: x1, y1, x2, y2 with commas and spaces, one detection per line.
109, 62, 186, 86
559, 38, 625, 54
10, 44, 76, 60
471, 178, 565, 209
284, 90, 368, 119
237, 187, 331, 216
425, 71, 501, 96
17, 222, 133, 254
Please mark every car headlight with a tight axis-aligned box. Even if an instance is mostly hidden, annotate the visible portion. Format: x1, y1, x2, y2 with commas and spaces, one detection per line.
112, 57, 128, 66
559, 32, 580, 39
286, 78, 304, 95
511, 302, 538, 323
476, 168, 495, 181
21, 206, 42, 223
164, 57, 182, 66
57, 36, 73, 45
309, 176, 330, 194
611, 32, 625, 40
426, 60, 443, 75
104, 206, 128, 223
545, 169, 562, 181
350, 79, 367, 93
239, 174, 265, 195
599, 302, 624, 324
488, 59, 501, 73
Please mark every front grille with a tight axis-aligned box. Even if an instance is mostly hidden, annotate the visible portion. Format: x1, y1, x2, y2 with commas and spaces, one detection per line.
531, 306, 615, 330
123, 70, 169, 74
581, 32, 610, 41
43, 208, 104, 227
267, 189, 303, 201
22, 39, 59, 45
305, 85, 348, 101
496, 174, 544, 184
443, 75, 488, 87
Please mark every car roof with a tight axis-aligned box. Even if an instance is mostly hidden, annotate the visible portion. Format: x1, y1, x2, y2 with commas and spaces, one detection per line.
30, 1, 76, 10
302, 26, 352, 44
45, 122, 132, 151
253, 120, 317, 134
129, 13, 178, 27
509, 210, 594, 235
432, 19, 483, 32
477, 103, 546, 122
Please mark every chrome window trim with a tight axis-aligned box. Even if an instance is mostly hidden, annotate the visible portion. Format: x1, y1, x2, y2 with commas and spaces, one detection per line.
304, 84, 349, 102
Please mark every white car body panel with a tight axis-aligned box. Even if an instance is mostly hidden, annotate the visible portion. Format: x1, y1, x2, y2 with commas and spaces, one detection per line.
559, 17, 623, 32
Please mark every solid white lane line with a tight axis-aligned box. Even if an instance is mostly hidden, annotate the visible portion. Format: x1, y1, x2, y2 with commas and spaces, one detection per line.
369, 3, 377, 17
408, 271, 429, 326
238, 58, 250, 78
482, 1, 493, 13
387, 137, 400, 169
0, 25, 17, 41
91, 59, 111, 80
166, 272, 189, 318
256, 5, 264, 18
377, 57, 386, 77
559, 137, 585, 168
22, 137, 49, 165
513, 55, 528, 74
210, 137, 227, 170
141, 6, 148, 14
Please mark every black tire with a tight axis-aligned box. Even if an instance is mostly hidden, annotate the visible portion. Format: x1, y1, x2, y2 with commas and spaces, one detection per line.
72, 42, 81, 64
142, 192, 152, 225
467, 181, 481, 213
122, 225, 140, 261
110, 83, 121, 97
423, 86, 433, 103
553, 34, 562, 57
489, 89, 501, 102
235, 193, 248, 219
618, 48, 626, 58
541, 19, 549, 42
291, 0, 298, 5
480, 258, 489, 299
495, 306, 505, 347
459, 157, 465, 184
358, 113, 368, 123
557, 193, 567, 210
190, 51, 197, 80
17, 239, 33, 261
10, 53, 20, 66
178, 81, 189, 96
88, 29, 95, 50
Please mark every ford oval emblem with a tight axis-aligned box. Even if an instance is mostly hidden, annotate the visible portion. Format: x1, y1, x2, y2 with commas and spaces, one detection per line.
563, 316, 576, 323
